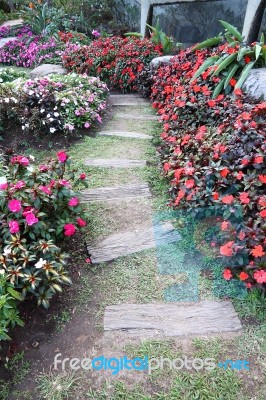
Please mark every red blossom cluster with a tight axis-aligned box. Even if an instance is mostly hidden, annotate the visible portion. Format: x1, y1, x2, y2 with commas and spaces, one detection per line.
151, 46, 266, 289
62, 36, 162, 91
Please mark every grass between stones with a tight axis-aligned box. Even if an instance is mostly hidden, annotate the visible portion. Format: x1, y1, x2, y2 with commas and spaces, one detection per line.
2, 102, 266, 400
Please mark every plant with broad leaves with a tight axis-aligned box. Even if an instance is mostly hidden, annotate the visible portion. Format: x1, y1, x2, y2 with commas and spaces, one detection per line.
192, 20, 266, 98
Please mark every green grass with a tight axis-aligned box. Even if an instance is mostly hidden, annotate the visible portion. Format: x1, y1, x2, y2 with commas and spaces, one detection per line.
36, 371, 79, 400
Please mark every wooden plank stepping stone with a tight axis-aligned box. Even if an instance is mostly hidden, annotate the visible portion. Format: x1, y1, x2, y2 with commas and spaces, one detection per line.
104, 301, 242, 337
87, 223, 181, 263
98, 130, 151, 139
81, 183, 152, 203
115, 113, 158, 121
84, 158, 147, 168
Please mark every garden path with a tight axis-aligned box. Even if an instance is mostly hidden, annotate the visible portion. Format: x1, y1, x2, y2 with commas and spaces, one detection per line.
85, 94, 242, 338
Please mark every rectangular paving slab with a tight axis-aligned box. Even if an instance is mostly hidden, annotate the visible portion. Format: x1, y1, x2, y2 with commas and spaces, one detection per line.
98, 131, 152, 139
81, 184, 152, 203
104, 301, 242, 337
110, 94, 148, 106
84, 158, 147, 168
115, 113, 158, 121
87, 223, 181, 263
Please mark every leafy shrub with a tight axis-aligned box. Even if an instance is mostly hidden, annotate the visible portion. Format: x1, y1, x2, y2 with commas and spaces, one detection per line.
0, 68, 28, 83
151, 46, 266, 290
192, 20, 266, 97
0, 73, 108, 134
62, 36, 162, 91
0, 150, 88, 339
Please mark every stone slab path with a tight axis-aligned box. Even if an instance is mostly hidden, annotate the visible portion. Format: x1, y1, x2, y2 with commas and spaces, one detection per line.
81, 183, 152, 203
104, 301, 242, 337
84, 94, 242, 337
84, 158, 147, 168
88, 223, 181, 263
98, 130, 151, 139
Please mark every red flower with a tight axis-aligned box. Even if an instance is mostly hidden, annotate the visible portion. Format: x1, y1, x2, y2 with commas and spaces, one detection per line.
207, 100, 216, 107
259, 175, 266, 184
223, 269, 232, 280
254, 156, 263, 164
238, 231, 245, 241
220, 168, 229, 177
222, 195, 234, 204
212, 192, 219, 200
239, 192, 250, 204
234, 88, 242, 96
239, 271, 249, 281
64, 223, 76, 236
185, 179, 195, 188
164, 163, 170, 172
260, 210, 266, 218
220, 241, 234, 256
244, 56, 251, 63
253, 270, 266, 284
80, 173, 86, 180
221, 221, 230, 231
229, 78, 237, 86
68, 197, 79, 207
77, 217, 86, 227
250, 245, 265, 258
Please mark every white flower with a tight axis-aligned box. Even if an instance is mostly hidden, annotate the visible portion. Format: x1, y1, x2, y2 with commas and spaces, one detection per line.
50, 127, 56, 133
35, 258, 47, 269
29, 155, 35, 161
54, 112, 59, 117
47, 114, 51, 118
3, 248, 11, 257
40, 108, 45, 113
4, 98, 9, 103
49, 118, 54, 122
0, 176, 7, 185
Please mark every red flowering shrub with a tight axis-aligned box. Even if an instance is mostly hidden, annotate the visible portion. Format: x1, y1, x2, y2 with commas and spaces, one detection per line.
0, 151, 87, 339
151, 46, 266, 290
62, 36, 162, 91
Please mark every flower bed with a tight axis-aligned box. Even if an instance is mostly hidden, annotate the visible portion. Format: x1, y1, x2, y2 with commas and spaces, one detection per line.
151, 46, 266, 290
0, 73, 108, 134
0, 151, 87, 339
62, 36, 162, 92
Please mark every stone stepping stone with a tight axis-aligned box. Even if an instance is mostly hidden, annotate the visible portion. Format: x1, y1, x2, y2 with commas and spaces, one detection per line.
98, 130, 151, 139
1, 19, 23, 27
84, 158, 147, 168
81, 183, 152, 203
115, 113, 158, 121
110, 94, 148, 107
104, 301, 242, 337
87, 223, 181, 263
30, 64, 68, 78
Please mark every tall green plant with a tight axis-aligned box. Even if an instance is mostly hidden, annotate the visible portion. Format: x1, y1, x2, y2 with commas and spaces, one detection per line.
192, 20, 266, 97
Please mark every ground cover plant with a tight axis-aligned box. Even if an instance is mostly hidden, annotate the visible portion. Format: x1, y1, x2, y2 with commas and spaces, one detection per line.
0, 73, 108, 135
151, 44, 266, 291
0, 150, 88, 340
62, 36, 162, 92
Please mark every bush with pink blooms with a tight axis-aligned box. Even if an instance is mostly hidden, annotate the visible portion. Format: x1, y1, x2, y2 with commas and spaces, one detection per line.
0, 150, 88, 339
0, 73, 108, 135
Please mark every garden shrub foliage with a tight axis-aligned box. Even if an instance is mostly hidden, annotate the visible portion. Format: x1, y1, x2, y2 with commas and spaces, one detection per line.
0, 151, 87, 339
0, 73, 108, 134
151, 46, 266, 289
62, 36, 162, 92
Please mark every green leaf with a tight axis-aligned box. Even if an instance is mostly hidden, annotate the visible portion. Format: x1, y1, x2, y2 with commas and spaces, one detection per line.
212, 77, 226, 99
191, 56, 219, 82
124, 32, 143, 38
237, 47, 249, 62
224, 63, 239, 89
219, 20, 243, 42
213, 53, 238, 76
192, 36, 222, 51
255, 44, 262, 60
260, 32, 264, 46
6, 287, 23, 301
235, 61, 256, 89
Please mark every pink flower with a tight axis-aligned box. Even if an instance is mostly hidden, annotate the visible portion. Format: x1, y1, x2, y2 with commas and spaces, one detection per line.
68, 197, 79, 207
39, 164, 50, 172
8, 199, 21, 213
80, 173, 86, 180
254, 270, 266, 284
39, 185, 52, 195
77, 217, 86, 227
9, 220, 20, 234
0, 183, 8, 190
84, 122, 90, 128
92, 30, 100, 37
64, 223, 76, 236
57, 151, 68, 163
11, 156, 29, 166
14, 180, 26, 190
25, 213, 39, 226
58, 179, 70, 187
22, 207, 34, 217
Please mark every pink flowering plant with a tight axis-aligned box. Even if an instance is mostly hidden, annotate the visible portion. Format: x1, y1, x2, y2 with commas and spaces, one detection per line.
0, 73, 108, 134
0, 150, 88, 339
